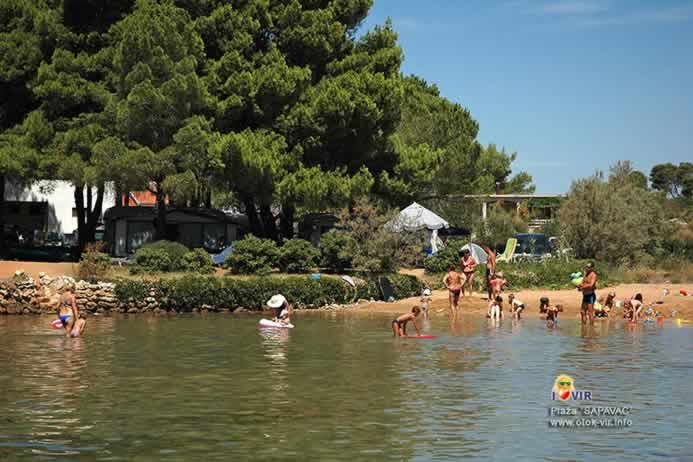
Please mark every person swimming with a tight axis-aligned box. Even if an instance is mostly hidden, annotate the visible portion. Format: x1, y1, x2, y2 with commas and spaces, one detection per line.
57, 285, 78, 338
391, 306, 422, 337
267, 294, 292, 325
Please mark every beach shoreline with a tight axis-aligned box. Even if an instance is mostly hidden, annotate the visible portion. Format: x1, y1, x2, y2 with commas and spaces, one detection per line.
347, 283, 693, 320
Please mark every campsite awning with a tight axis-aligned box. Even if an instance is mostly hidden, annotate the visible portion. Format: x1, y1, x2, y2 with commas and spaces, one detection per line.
387, 202, 449, 232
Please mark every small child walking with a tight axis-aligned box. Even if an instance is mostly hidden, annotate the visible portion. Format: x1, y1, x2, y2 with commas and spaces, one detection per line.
420, 288, 432, 320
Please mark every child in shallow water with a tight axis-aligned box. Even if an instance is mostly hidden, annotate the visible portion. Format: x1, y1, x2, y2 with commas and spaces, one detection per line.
391, 306, 422, 337
508, 293, 525, 319
488, 295, 504, 320
539, 296, 550, 314
70, 314, 86, 337
420, 288, 432, 320
545, 304, 563, 328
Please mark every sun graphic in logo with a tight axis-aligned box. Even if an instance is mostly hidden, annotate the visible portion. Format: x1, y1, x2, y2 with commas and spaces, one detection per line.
552, 374, 575, 401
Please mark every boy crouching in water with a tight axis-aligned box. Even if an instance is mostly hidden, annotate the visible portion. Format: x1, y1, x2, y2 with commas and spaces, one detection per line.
392, 306, 422, 337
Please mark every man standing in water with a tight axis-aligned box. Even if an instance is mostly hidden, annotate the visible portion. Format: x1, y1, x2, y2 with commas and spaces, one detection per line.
579, 262, 598, 325
481, 244, 496, 300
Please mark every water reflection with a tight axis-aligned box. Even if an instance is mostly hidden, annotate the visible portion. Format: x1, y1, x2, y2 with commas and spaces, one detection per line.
0, 315, 691, 461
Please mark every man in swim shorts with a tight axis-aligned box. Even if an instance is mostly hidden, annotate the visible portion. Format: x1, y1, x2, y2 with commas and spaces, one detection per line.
578, 262, 598, 325
443, 265, 464, 315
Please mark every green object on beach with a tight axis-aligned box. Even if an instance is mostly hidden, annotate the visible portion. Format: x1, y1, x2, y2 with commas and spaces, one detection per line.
496, 238, 518, 263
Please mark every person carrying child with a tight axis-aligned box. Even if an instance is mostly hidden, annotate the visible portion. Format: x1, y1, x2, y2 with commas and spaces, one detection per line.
391, 306, 422, 337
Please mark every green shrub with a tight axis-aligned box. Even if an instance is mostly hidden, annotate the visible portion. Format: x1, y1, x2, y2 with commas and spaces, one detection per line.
319, 230, 355, 272
424, 257, 614, 291
114, 273, 424, 311
130, 247, 172, 273
160, 275, 222, 309
114, 279, 150, 303
494, 259, 613, 290
78, 243, 111, 282
130, 240, 189, 273
278, 239, 319, 273
225, 235, 279, 275
354, 273, 422, 301
182, 248, 214, 274
423, 239, 465, 274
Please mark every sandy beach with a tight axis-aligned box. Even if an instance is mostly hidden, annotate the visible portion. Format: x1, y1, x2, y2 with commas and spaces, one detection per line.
353, 283, 693, 320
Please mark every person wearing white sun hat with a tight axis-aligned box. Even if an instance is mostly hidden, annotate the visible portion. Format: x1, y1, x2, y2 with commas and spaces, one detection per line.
267, 294, 292, 325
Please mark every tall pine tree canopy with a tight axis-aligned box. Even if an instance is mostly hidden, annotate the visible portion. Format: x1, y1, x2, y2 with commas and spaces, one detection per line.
1, 0, 532, 246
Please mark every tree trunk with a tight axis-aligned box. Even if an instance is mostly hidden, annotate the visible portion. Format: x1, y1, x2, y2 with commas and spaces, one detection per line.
260, 204, 278, 241
280, 204, 294, 241
155, 191, 167, 240
74, 185, 86, 252
243, 197, 262, 237
74, 183, 105, 254
0, 174, 5, 257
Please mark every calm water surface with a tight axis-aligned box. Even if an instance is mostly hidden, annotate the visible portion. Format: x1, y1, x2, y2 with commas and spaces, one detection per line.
0, 313, 691, 461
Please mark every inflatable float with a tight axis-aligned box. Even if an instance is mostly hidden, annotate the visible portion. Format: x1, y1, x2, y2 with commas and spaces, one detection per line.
50, 319, 64, 329
259, 318, 294, 329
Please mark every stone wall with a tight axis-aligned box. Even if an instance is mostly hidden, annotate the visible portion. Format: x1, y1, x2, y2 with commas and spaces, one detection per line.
0, 270, 160, 315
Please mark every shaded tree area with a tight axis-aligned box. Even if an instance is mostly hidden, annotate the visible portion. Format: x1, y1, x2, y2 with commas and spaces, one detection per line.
2, 0, 535, 252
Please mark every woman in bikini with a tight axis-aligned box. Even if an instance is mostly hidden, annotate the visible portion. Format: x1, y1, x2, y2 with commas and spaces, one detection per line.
443, 265, 464, 315
460, 249, 477, 297
57, 285, 79, 338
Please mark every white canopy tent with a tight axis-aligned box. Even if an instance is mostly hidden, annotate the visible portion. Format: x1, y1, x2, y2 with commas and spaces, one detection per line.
387, 202, 449, 253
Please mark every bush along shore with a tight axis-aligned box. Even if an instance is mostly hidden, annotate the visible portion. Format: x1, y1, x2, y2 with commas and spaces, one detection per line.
0, 271, 422, 315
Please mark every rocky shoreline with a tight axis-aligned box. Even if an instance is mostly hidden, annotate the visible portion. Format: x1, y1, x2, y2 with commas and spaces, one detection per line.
0, 271, 376, 315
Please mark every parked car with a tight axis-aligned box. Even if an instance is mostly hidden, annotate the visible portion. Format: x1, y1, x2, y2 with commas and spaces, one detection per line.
514, 233, 553, 260
211, 244, 234, 266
